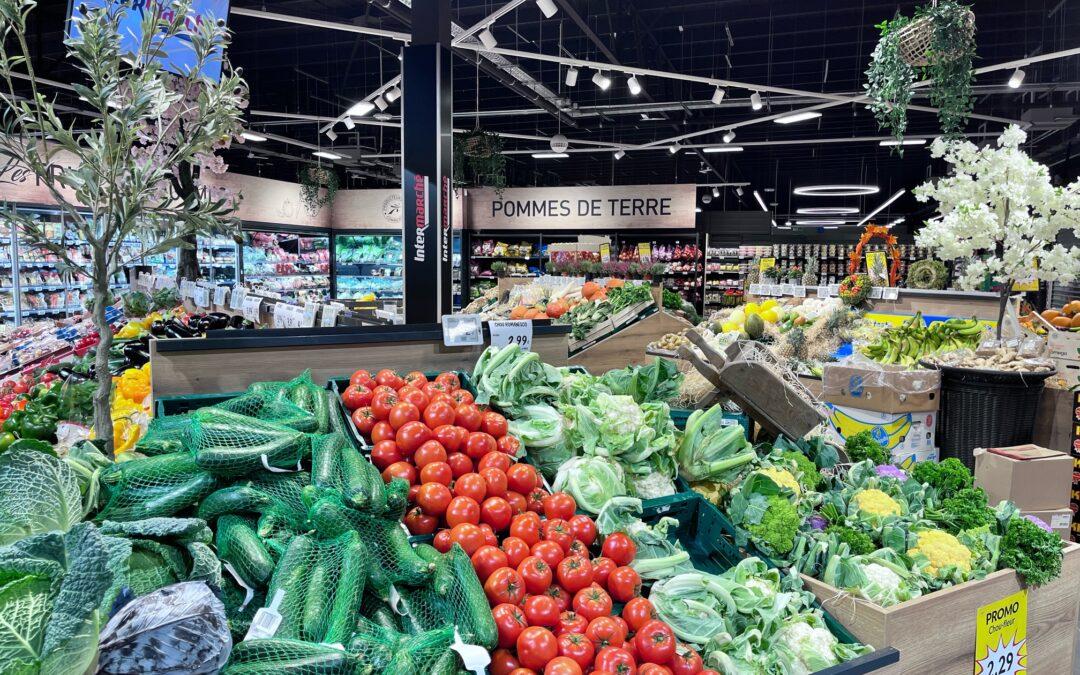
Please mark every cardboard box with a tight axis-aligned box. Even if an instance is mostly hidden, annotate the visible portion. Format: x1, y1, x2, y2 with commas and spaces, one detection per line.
1024, 507, 1075, 541
823, 403, 937, 469
974, 444, 1073, 511
822, 362, 940, 414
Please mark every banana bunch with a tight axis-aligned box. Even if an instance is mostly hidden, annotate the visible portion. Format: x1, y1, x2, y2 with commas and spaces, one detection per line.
860, 313, 985, 366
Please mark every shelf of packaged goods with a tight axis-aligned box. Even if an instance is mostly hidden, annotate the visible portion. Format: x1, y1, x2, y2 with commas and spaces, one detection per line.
470, 274, 538, 279
337, 274, 403, 280
244, 273, 329, 279
199, 261, 237, 267
338, 260, 404, 266
470, 255, 539, 260
2, 306, 84, 317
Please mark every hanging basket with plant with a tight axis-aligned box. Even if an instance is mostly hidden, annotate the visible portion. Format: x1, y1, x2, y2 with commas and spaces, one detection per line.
298, 165, 340, 215
453, 129, 507, 194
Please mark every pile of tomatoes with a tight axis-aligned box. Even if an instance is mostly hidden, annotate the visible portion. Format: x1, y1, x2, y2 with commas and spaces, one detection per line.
342, 368, 543, 536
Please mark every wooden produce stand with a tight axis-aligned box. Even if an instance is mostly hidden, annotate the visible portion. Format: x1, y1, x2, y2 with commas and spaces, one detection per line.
569, 308, 693, 373
802, 542, 1080, 675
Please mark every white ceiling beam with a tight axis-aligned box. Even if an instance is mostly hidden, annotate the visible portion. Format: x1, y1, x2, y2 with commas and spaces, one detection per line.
230, 7, 411, 42
453, 0, 528, 45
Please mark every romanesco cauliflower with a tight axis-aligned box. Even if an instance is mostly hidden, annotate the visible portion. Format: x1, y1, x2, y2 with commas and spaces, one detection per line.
759, 467, 802, 497
854, 489, 901, 517
908, 529, 972, 577
747, 495, 799, 555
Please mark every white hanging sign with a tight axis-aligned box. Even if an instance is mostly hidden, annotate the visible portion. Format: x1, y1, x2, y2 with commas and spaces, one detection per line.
302, 302, 318, 328
442, 314, 484, 347
242, 295, 262, 322
791, 285, 807, 298
488, 320, 533, 351
213, 285, 229, 306
193, 286, 211, 308
230, 286, 247, 310
816, 286, 829, 299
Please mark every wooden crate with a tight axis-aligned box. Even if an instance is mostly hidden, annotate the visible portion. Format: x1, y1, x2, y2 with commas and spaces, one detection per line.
801, 542, 1080, 675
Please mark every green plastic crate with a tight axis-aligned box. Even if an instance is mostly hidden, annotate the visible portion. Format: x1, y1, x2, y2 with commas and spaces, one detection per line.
641, 493, 900, 674
154, 391, 243, 418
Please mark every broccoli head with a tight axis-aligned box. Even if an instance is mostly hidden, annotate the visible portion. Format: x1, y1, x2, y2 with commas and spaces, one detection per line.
747, 495, 800, 556
825, 525, 875, 556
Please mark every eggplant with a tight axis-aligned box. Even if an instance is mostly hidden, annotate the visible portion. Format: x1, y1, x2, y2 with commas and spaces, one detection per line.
58, 367, 89, 383
205, 313, 230, 330
150, 321, 168, 337
165, 319, 196, 338
122, 341, 150, 367
227, 315, 247, 329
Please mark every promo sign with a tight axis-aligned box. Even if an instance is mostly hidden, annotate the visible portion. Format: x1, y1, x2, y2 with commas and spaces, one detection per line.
974, 590, 1027, 675
467, 185, 696, 231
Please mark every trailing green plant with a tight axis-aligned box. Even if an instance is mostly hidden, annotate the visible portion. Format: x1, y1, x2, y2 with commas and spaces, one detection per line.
453, 130, 507, 194
298, 165, 340, 216
865, 15, 915, 147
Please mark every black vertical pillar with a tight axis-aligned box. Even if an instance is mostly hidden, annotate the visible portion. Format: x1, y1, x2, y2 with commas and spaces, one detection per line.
402, 0, 453, 324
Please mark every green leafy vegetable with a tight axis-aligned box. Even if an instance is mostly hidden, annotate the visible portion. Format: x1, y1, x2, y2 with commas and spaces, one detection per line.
747, 495, 800, 556
999, 515, 1063, 587
552, 456, 627, 515
781, 450, 822, 492
675, 405, 756, 484
825, 525, 875, 556
594, 497, 692, 580
844, 430, 889, 465
0, 448, 85, 546
926, 487, 996, 534
911, 458, 972, 500
598, 358, 683, 404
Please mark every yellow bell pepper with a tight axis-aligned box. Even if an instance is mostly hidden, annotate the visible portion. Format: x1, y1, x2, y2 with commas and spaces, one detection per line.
112, 417, 141, 454
117, 368, 151, 403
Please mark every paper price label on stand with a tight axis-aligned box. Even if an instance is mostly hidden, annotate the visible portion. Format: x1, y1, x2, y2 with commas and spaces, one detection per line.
489, 320, 533, 351
882, 287, 899, 300
827, 284, 840, 297
816, 286, 829, 299
302, 303, 318, 328
230, 287, 247, 311
599, 243, 611, 262
242, 296, 262, 323
869, 287, 884, 299
180, 279, 194, 299
792, 285, 807, 298
213, 286, 229, 306
637, 242, 652, 262
748, 284, 763, 295
769, 284, 783, 296
320, 303, 344, 327
974, 590, 1027, 675
442, 314, 484, 347
193, 287, 210, 308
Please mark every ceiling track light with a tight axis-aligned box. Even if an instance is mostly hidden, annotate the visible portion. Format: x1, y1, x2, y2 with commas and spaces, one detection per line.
669, 143, 681, 154
373, 95, 388, 111
711, 86, 725, 106
695, 207, 703, 213
613, 149, 626, 160
753, 190, 768, 211
750, 91, 763, 110
478, 26, 498, 50
342, 117, 355, 130
1008, 68, 1026, 88
384, 86, 401, 103
711, 187, 720, 198
627, 75, 642, 96
722, 130, 736, 143
346, 101, 375, 117
592, 71, 611, 90
565, 66, 579, 87
240, 131, 267, 142
535, 0, 558, 18
325, 129, 338, 142
736, 187, 744, 197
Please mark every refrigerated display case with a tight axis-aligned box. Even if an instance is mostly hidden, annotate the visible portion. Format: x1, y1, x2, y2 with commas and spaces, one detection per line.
333, 232, 403, 302
242, 229, 330, 303
198, 236, 239, 285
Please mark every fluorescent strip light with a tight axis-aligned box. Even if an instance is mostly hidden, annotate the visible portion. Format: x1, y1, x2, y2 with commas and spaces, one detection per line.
750, 91, 763, 110
535, 0, 558, 18
627, 75, 642, 96
890, 217, 905, 227
775, 111, 822, 124
695, 207, 702, 213
385, 86, 401, 103
797, 207, 858, 215
771, 220, 779, 228
856, 189, 906, 228
669, 143, 681, 154
240, 131, 267, 142
722, 130, 736, 143
823, 226, 839, 230
346, 101, 376, 117
592, 71, 611, 90
565, 67, 579, 87
532, 152, 568, 159
712, 187, 720, 198
313, 151, 343, 160
753, 190, 768, 211
711, 87, 725, 105
880, 139, 927, 147
1008, 68, 1026, 88
703, 146, 743, 153
613, 149, 626, 160
478, 27, 498, 49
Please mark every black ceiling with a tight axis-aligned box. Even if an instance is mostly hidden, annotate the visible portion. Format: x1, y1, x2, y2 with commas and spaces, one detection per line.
19, 0, 1080, 229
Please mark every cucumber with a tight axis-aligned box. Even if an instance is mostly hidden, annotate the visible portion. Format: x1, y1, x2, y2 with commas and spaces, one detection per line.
301, 550, 333, 642
100, 471, 218, 521
367, 604, 400, 633
217, 515, 276, 588
195, 432, 305, 477
324, 532, 368, 643
364, 514, 435, 588
413, 543, 441, 564
307, 494, 359, 539
312, 389, 331, 434
382, 477, 408, 518
266, 534, 314, 639
223, 639, 354, 675
197, 484, 275, 521
288, 382, 315, 413
445, 543, 497, 648
339, 444, 377, 510
99, 452, 200, 490
312, 433, 344, 489
427, 650, 460, 675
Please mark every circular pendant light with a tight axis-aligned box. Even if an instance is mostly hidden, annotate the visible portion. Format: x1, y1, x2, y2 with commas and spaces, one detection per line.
795, 219, 847, 226
796, 207, 859, 215
794, 185, 880, 197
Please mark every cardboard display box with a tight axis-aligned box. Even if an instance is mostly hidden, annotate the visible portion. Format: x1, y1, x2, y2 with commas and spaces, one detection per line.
1023, 507, 1075, 541
822, 362, 940, 414
823, 403, 937, 469
974, 445, 1073, 512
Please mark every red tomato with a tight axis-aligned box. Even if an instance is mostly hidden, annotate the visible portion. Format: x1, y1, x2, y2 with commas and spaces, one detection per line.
420, 461, 453, 486
478, 451, 513, 473
342, 384, 373, 411
433, 424, 463, 452
574, 587, 614, 622
481, 496, 513, 532
445, 496, 481, 527
556, 611, 589, 636
612, 617, 629, 641
375, 369, 404, 389
485, 567, 526, 606
388, 402, 421, 430
349, 369, 374, 388
568, 515, 597, 546
510, 513, 543, 547
594, 647, 636, 675
670, 644, 703, 675
480, 467, 509, 498
567, 540, 590, 560
371, 440, 406, 470
481, 411, 509, 438
446, 452, 473, 478
639, 665, 672, 675
423, 381, 449, 399
601, 532, 637, 567
372, 384, 397, 398
607, 567, 642, 603
371, 421, 395, 444
585, 617, 625, 650
416, 483, 452, 516
381, 461, 417, 485
413, 439, 447, 468
424, 401, 456, 428
448, 523, 485, 555
527, 488, 549, 513
492, 603, 529, 649
408, 483, 421, 503
454, 473, 488, 502
429, 392, 454, 409
455, 403, 483, 431
555, 556, 594, 594
404, 370, 429, 387
395, 421, 432, 455
502, 536, 531, 568
544, 656, 583, 675
371, 391, 398, 420
403, 507, 437, 535
524, 594, 561, 628
451, 389, 475, 406
471, 544, 509, 583
699, 671, 721, 675
544, 585, 571, 613
557, 632, 595, 670
465, 431, 498, 460
350, 406, 377, 436
635, 621, 675, 665
433, 529, 453, 553
506, 464, 537, 495
491, 648, 520, 675
479, 523, 498, 548
542, 519, 574, 553
497, 434, 522, 457
506, 490, 528, 515
621, 598, 657, 634
508, 669, 536, 675
400, 387, 430, 411
435, 371, 461, 389
531, 540, 565, 569
518, 556, 553, 595
543, 492, 577, 520
516, 626, 559, 671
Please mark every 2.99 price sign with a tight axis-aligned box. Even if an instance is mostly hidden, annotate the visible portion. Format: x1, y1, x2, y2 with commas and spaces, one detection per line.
488, 320, 533, 351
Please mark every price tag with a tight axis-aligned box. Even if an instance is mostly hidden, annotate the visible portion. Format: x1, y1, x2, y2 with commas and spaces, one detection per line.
749, 284, 762, 295
882, 287, 900, 300
242, 296, 262, 323
599, 243, 611, 262
636, 242, 652, 262
489, 320, 533, 350
193, 286, 210, 308
320, 302, 344, 327
214, 286, 229, 306
828, 284, 840, 297
816, 286, 829, 299
780, 283, 793, 295
792, 285, 807, 298
230, 286, 247, 310
869, 287, 884, 299
179, 279, 192, 299
302, 302, 318, 328
769, 284, 783, 296
442, 314, 484, 347
974, 590, 1027, 675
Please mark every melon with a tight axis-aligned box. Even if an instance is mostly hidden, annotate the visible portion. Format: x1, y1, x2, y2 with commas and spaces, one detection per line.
745, 313, 765, 339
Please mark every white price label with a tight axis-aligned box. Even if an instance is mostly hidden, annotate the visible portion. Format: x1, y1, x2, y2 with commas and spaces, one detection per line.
816, 286, 829, 299
320, 302, 344, 327
882, 287, 900, 300
869, 286, 884, 299
230, 287, 247, 311
792, 285, 807, 298
828, 284, 840, 297
442, 314, 484, 347
242, 296, 262, 323
302, 303, 318, 328
193, 286, 210, 308
767, 284, 782, 296
489, 320, 533, 350
179, 279, 194, 299
781, 284, 794, 295
749, 284, 763, 295
274, 304, 305, 329
214, 286, 229, 306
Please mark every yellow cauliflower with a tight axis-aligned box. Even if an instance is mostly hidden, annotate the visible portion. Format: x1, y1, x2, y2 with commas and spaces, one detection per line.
908, 529, 972, 577
854, 488, 901, 517
759, 467, 802, 497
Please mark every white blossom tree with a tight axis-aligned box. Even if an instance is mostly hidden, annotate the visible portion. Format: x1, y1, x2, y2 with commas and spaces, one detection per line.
914, 125, 1080, 337
0, 0, 247, 450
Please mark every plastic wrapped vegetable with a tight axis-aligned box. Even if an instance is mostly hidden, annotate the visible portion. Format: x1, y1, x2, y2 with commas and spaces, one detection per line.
595, 497, 692, 580
675, 405, 756, 483
553, 456, 627, 515
820, 548, 922, 607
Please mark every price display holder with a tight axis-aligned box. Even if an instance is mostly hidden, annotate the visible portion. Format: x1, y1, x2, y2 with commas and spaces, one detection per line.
882, 287, 900, 301
320, 302, 344, 328
242, 296, 262, 323
230, 287, 247, 311
974, 590, 1027, 675
213, 286, 229, 306
488, 320, 532, 350
442, 314, 484, 347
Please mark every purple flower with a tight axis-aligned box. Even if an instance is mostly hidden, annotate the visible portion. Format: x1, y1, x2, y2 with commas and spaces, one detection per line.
875, 465, 907, 481
1024, 515, 1052, 533
809, 514, 828, 531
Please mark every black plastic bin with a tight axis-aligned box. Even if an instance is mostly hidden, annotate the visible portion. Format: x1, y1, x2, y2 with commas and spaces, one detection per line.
920, 361, 1056, 471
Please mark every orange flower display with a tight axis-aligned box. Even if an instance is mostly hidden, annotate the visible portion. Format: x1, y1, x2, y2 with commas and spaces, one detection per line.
848, 224, 902, 286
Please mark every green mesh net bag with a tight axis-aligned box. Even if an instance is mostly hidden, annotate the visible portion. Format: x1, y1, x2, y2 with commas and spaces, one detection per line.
197, 472, 312, 543
189, 408, 310, 477
214, 393, 320, 433
245, 371, 333, 433
349, 619, 462, 674
135, 414, 196, 456
223, 639, 360, 675
96, 452, 219, 522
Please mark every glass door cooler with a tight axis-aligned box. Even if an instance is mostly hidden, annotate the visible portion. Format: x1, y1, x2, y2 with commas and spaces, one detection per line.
333, 232, 403, 302
242, 229, 330, 303
198, 236, 238, 285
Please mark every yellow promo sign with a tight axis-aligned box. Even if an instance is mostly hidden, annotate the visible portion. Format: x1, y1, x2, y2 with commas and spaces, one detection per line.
974, 589, 1028, 675
637, 242, 652, 260
759, 257, 776, 273
599, 243, 611, 262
